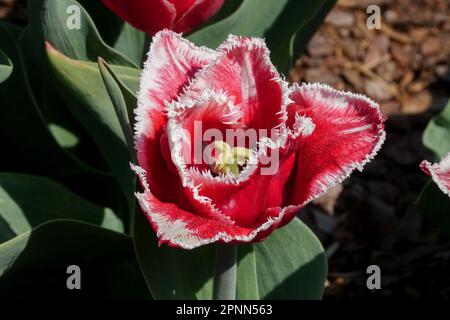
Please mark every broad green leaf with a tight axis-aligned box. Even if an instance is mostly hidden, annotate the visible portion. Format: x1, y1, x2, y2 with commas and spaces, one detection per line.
423, 99, 450, 159
26, 0, 137, 68
111, 23, 147, 66
133, 211, 214, 299
188, 0, 288, 47
48, 124, 79, 149
236, 244, 259, 299
18, 1, 134, 178
22, 0, 140, 209
46, 43, 140, 210
134, 208, 326, 299
0, 22, 110, 182
417, 181, 450, 235
0, 173, 123, 243
0, 220, 149, 299
0, 49, 13, 83
188, 0, 335, 73
252, 218, 327, 299
98, 57, 137, 160
266, 0, 336, 73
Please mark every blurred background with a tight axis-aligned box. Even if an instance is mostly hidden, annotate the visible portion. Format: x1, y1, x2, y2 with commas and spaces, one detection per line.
1, 0, 449, 299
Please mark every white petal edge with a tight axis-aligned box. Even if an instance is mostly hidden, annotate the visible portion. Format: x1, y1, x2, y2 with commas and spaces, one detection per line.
421, 152, 450, 197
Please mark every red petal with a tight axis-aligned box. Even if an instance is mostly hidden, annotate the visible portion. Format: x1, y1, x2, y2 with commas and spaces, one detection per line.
421, 153, 450, 197
169, 0, 197, 18
135, 30, 217, 203
102, 0, 177, 36
133, 165, 291, 249
173, 0, 225, 33
182, 35, 288, 134
287, 83, 386, 206
103, 0, 223, 35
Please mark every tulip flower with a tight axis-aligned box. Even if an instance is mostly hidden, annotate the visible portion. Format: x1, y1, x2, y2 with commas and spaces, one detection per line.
102, 0, 224, 35
421, 153, 450, 197
132, 30, 386, 249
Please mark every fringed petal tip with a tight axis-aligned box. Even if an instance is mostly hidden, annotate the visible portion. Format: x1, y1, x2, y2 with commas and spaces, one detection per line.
135, 29, 218, 138
421, 153, 450, 197
288, 82, 386, 207
132, 162, 300, 249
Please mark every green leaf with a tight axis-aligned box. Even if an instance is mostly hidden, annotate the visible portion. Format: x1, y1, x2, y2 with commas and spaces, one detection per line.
48, 123, 80, 149
26, 0, 137, 68
417, 181, 450, 235
0, 173, 123, 243
45, 43, 140, 210
21, 0, 140, 209
188, 0, 335, 73
266, 0, 336, 74
0, 49, 13, 83
134, 208, 326, 300
188, 0, 288, 47
423, 99, 450, 159
98, 57, 137, 161
133, 211, 214, 299
236, 244, 259, 299
252, 218, 327, 299
0, 22, 110, 181
0, 220, 149, 298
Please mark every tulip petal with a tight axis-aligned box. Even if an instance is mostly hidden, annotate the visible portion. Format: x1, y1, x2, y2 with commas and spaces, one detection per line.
135, 30, 217, 202
133, 164, 300, 249
102, 0, 177, 35
136, 30, 217, 137
287, 83, 385, 206
421, 153, 450, 197
173, 0, 225, 33
182, 35, 288, 134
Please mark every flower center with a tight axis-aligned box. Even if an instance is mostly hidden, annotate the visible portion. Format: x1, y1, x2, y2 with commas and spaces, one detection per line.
206, 141, 250, 176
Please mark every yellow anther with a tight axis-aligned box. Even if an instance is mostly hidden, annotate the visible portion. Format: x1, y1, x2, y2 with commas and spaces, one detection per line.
206, 141, 250, 176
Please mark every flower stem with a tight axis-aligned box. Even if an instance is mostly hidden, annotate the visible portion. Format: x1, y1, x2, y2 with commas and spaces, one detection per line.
213, 244, 237, 300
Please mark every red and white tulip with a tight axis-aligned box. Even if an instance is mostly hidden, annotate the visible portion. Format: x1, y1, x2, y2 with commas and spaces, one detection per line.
133, 30, 386, 249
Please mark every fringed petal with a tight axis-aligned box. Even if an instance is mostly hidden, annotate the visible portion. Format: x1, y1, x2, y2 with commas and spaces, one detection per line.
287, 83, 386, 207
421, 153, 450, 197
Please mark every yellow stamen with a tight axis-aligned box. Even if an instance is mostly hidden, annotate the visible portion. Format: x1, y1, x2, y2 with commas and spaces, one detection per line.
207, 141, 250, 176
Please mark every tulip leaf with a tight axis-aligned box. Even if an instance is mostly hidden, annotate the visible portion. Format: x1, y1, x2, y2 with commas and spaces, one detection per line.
423, 99, 450, 159
251, 218, 327, 299
0, 22, 112, 188
0, 220, 149, 298
188, 0, 335, 73
26, 0, 137, 68
188, 0, 288, 47
0, 49, 13, 84
236, 244, 260, 299
266, 0, 336, 74
134, 208, 326, 299
417, 181, 450, 235
0, 173, 123, 244
98, 57, 137, 160
133, 211, 215, 299
45, 43, 140, 211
